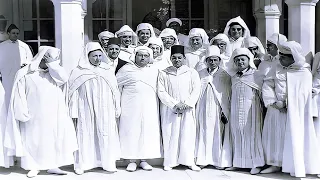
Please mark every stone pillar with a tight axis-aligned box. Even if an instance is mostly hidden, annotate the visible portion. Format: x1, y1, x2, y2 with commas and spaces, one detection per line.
285, 0, 319, 55
51, 0, 86, 74
253, 0, 282, 46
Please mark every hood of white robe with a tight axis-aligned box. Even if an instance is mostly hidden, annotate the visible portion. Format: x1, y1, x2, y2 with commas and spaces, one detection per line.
145, 36, 164, 59
227, 47, 256, 76
186, 28, 209, 48
28, 46, 61, 72
223, 16, 251, 39
115, 25, 138, 46
129, 46, 154, 64
78, 42, 110, 70
210, 33, 230, 45
243, 36, 266, 55
136, 23, 156, 45
267, 33, 287, 48
278, 40, 309, 69
98, 31, 115, 42
159, 28, 179, 46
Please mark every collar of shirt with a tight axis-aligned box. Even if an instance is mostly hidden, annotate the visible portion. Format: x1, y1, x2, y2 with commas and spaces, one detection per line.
207, 67, 218, 75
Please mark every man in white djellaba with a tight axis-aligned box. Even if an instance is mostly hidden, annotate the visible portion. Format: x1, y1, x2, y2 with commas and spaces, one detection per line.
116, 46, 162, 172
157, 45, 201, 171
0, 24, 33, 108
195, 45, 232, 170
4, 46, 78, 178
68, 42, 121, 175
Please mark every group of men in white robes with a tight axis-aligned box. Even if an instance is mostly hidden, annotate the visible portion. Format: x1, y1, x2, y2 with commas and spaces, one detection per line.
1, 16, 320, 179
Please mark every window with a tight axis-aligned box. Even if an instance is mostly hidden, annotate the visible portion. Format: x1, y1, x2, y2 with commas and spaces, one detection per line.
89, 0, 127, 41
19, 0, 55, 54
170, 0, 207, 34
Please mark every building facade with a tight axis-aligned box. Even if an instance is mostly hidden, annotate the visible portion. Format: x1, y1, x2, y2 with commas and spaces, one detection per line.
0, 0, 319, 73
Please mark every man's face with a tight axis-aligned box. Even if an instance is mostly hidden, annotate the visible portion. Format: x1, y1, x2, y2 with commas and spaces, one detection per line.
8, 29, 19, 41
138, 29, 151, 44
168, 22, 181, 34
229, 25, 243, 40
171, 53, 185, 68
120, 35, 132, 47
212, 39, 227, 54
266, 41, 278, 57
100, 37, 110, 47
279, 53, 295, 67
148, 44, 162, 58
88, 50, 103, 66
107, 44, 120, 60
161, 36, 176, 49
135, 51, 151, 67
206, 56, 221, 69
248, 46, 260, 58
234, 55, 249, 71
190, 36, 203, 50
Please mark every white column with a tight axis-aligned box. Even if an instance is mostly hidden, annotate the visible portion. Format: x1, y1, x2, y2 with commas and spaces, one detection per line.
253, 0, 281, 46
51, 0, 86, 74
285, 0, 319, 55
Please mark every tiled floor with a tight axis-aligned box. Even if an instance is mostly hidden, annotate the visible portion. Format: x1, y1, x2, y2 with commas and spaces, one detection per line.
0, 165, 319, 180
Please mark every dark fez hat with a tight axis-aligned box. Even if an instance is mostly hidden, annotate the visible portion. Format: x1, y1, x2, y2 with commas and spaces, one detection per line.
107, 37, 121, 46
7, 24, 19, 33
171, 45, 185, 56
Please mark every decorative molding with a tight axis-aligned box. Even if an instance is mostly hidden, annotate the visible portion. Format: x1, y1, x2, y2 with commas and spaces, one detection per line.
285, 0, 319, 6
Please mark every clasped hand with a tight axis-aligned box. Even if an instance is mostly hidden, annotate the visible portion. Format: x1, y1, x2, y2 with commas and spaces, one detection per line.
270, 101, 287, 113
173, 102, 191, 114
43, 53, 56, 63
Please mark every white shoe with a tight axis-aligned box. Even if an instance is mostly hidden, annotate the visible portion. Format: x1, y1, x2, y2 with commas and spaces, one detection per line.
164, 166, 172, 171
106, 168, 118, 173
140, 161, 153, 171
47, 168, 68, 175
225, 167, 238, 171
189, 165, 201, 171
27, 170, 40, 178
250, 167, 261, 175
317, 174, 320, 178
215, 166, 225, 170
260, 166, 280, 174
74, 168, 84, 175
126, 162, 137, 172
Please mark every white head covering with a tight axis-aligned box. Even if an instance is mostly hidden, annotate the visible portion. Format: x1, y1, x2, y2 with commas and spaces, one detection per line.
205, 45, 221, 59
78, 42, 108, 69
223, 16, 251, 39
166, 18, 182, 27
159, 28, 179, 46
227, 48, 256, 75
135, 23, 156, 38
98, 31, 115, 42
278, 40, 307, 68
243, 36, 266, 54
210, 33, 230, 45
187, 28, 209, 48
267, 33, 287, 48
29, 46, 61, 72
129, 46, 154, 63
115, 25, 138, 46
145, 37, 164, 54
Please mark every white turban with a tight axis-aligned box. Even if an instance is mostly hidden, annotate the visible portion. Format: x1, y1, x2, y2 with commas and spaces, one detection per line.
115, 25, 138, 46
166, 18, 182, 27
227, 48, 256, 75
243, 36, 266, 55
98, 31, 115, 41
267, 33, 287, 48
187, 28, 209, 47
205, 45, 221, 59
210, 33, 230, 45
159, 28, 179, 45
145, 36, 164, 55
135, 23, 156, 38
278, 40, 307, 68
129, 46, 154, 63
78, 42, 108, 69
29, 46, 61, 72
223, 16, 251, 38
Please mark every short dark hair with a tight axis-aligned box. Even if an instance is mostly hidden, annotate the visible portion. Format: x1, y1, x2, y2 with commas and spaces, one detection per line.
7, 24, 19, 33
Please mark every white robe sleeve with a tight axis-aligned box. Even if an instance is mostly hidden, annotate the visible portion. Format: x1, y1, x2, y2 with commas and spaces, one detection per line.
13, 78, 31, 122
69, 91, 79, 119
184, 70, 201, 107
115, 86, 121, 118
46, 61, 69, 86
262, 75, 277, 107
157, 71, 179, 109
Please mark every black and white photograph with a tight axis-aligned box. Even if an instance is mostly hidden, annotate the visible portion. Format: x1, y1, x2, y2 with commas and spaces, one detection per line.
0, 0, 320, 179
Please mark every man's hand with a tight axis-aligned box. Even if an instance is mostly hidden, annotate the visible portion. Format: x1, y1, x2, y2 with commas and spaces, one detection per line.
279, 108, 287, 113
43, 53, 56, 63
271, 101, 285, 109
